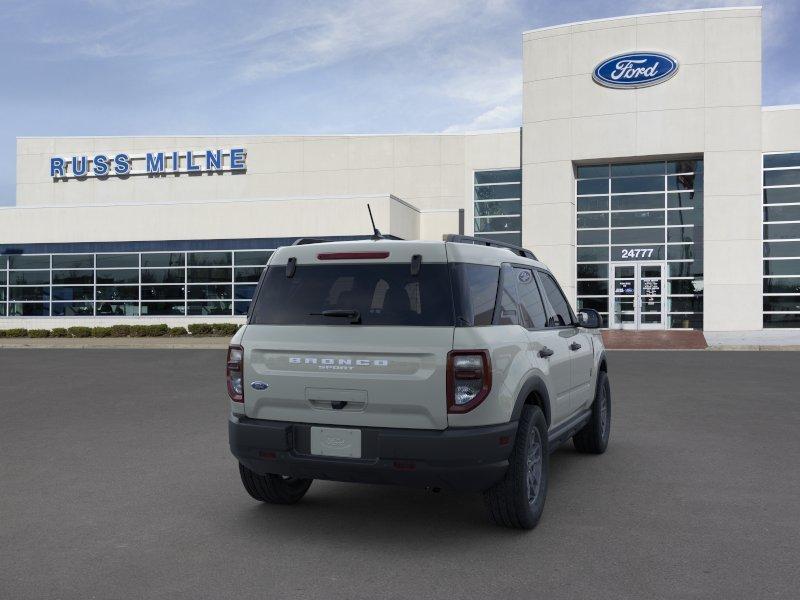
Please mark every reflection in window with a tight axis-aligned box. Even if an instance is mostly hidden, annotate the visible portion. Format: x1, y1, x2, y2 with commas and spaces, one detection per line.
474, 169, 521, 247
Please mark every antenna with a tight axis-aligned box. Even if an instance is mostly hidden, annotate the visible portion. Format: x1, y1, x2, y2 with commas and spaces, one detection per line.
367, 204, 383, 240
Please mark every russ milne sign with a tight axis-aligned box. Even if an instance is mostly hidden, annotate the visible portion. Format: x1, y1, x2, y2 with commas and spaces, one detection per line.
593, 52, 678, 89
50, 148, 246, 179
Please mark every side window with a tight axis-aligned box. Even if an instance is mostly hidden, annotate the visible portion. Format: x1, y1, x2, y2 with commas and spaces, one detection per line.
514, 267, 547, 329
450, 263, 499, 326
537, 270, 574, 327
493, 264, 519, 325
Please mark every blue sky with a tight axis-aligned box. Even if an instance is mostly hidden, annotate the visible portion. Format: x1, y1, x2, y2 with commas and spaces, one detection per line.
1, 0, 798, 206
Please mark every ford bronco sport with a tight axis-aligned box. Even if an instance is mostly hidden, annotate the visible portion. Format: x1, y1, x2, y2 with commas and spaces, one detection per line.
228, 235, 609, 529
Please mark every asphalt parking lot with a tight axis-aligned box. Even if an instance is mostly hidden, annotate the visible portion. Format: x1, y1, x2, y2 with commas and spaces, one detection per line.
1, 350, 798, 599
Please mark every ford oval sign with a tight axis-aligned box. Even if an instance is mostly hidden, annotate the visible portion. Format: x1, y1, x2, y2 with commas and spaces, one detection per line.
593, 52, 678, 89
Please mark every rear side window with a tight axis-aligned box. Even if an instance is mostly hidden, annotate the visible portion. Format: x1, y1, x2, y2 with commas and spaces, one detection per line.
514, 267, 547, 329
537, 270, 574, 326
250, 263, 454, 326
494, 265, 519, 326
450, 263, 499, 326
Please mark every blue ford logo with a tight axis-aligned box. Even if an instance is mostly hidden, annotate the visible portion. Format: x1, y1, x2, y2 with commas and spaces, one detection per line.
250, 381, 269, 390
593, 52, 678, 89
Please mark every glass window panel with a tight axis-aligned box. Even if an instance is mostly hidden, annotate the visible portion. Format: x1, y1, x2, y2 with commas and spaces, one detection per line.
670, 314, 703, 329
611, 176, 663, 194
95, 269, 138, 284
234, 284, 257, 300
474, 216, 521, 233
610, 162, 664, 176
234, 251, 271, 266
141, 285, 185, 300
0, 255, 6, 269
187, 267, 231, 283
668, 262, 695, 277
141, 268, 185, 284
96, 254, 138, 268
96, 302, 138, 316
668, 227, 695, 244
763, 278, 800, 294
52, 286, 94, 301
187, 251, 232, 266
0, 271, 5, 285
611, 246, 665, 261
668, 209, 700, 226
611, 228, 665, 244
667, 160, 702, 174
668, 279, 702, 295
577, 212, 608, 229
764, 241, 800, 258
0, 304, 5, 316
476, 232, 522, 245
764, 169, 800, 187
577, 230, 608, 245
577, 247, 609, 262
52, 270, 93, 284
9, 271, 50, 285
8, 302, 49, 316
0, 288, 5, 301
52, 254, 93, 269
667, 191, 702, 209
577, 197, 608, 212
52, 302, 94, 316
140, 252, 185, 267
764, 223, 800, 240
764, 153, 800, 168
764, 205, 800, 223
611, 194, 664, 210
96, 286, 138, 301
187, 301, 232, 316
577, 264, 608, 279
474, 200, 521, 217
764, 259, 800, 276
577, 179, 608, 195
669, 297, 703, 312
187, 284, 232, 300
763, 296, 800, 312
474, 184, 521, 200
538, 271, 574, 326
474, 170, 520, 184
234, 267, 263, 283
577, 297, 608, 312
576, 165, 608, 179
234, 301, 251, 315
611, 210, 665, 228
667, 174, 700, 191
8, 255, 49, 269
764, 314, 800, 328
577, 281, 608, 295
514, 268, 547, 329
10, 287, 49, 301
667, 244, 694, 260
140, 302, 185, 316
763, 188, 800, 205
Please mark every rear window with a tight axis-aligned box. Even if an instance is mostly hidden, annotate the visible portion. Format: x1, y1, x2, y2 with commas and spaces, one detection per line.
249, 263, 455, 326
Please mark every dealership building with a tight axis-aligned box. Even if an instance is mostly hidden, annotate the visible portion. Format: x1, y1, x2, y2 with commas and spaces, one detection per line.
2, 6, 799, 334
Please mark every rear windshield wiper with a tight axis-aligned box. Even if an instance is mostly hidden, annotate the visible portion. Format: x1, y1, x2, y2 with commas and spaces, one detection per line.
309, 309, 362, 324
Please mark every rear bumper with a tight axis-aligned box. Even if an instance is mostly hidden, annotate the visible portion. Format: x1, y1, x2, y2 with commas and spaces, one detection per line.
229, 415, 517, 492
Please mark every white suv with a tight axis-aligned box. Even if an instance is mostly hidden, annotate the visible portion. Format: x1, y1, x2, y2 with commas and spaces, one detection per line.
227, 235, 610, 529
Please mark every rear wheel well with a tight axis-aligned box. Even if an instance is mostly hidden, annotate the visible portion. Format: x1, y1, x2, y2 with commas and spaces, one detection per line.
525, 391, 550, 427
599, 358, 607, 373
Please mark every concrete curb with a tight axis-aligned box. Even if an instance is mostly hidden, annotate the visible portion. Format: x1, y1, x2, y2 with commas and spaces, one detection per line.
0, 338, 230, 349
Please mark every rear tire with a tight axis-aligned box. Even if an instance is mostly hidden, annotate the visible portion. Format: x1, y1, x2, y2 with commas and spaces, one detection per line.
238, 463, 312, 504
483, 405, 549, 530
573, 371, 611, 454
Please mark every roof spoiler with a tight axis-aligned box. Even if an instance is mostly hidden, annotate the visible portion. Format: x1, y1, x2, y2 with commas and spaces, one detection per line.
443, 234, 537, 260
292, 237, 333, 246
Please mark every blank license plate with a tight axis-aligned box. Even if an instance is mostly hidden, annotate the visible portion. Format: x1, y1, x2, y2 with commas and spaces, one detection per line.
310, 427, 362, 458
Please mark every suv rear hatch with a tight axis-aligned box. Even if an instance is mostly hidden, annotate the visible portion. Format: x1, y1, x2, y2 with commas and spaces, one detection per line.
241, 241, 454, 430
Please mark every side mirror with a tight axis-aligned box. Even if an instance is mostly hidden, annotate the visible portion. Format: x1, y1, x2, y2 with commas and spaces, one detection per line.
577, 308, 602, 329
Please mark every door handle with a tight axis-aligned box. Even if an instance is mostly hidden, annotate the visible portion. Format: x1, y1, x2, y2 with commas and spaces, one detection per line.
569, 342, 582, 351
538, 347, 554, 358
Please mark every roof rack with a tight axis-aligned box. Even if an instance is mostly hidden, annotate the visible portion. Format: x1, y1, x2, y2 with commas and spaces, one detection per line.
443, 234, 537, 260
292, 237, 333, 246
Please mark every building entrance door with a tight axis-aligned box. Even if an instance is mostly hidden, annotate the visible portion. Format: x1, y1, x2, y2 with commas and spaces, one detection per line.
609, 262, 667, 330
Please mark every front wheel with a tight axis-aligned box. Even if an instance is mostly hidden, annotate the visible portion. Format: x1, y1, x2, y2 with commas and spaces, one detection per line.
483, 405, 549, 529
573, 371, 611, 454
238, 463, 312, 504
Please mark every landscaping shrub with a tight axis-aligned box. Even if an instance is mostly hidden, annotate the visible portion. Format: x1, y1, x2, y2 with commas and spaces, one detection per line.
109, 324, 132, 337
167, 326, 188, 337
50, 328, 69, 338
5, 328, 29, 337
129, 325, 148, 338
28, 329, 51, 338
0, 329, 5, 338
146, 324, 169, 337
91, 327, 113, 338
68, 326, 92, 338
188, 323, 214, 336
212, 323, 240, 336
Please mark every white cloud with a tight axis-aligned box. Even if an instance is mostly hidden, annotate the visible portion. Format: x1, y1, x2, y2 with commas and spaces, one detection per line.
443, 103, 521, 132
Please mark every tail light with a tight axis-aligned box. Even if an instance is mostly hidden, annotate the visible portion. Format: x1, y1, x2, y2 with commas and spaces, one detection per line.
446, 350, 491, 413
227, 345, 244, 402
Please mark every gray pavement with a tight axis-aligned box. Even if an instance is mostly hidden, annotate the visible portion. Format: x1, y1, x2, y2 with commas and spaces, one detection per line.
1, 349, 798, 599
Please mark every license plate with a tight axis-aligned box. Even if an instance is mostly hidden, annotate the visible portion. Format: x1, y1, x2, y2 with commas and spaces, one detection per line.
310, 427, 362, 458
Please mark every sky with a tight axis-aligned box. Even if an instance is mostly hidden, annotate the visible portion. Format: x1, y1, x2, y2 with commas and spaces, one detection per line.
1, 0, 798, 206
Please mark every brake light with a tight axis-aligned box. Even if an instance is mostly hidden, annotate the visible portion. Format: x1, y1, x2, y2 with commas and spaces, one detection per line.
227, 345, 244, 402
446, 350, 491, 413
317, 252, 390, 260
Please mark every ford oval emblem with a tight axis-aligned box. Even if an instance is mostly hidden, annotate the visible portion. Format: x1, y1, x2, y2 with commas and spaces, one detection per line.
593, 52, 678, 89
250, 381, 269, 390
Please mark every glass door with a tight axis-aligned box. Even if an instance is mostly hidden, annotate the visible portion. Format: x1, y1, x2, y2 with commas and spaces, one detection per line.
609, 262, 666, 330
